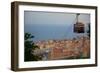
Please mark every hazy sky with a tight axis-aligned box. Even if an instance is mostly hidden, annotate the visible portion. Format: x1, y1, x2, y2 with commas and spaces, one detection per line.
24, 11, 90, 41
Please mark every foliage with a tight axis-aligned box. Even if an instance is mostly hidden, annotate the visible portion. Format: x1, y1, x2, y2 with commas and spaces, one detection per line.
87, 24, 90, 37
24, 33, 42, 61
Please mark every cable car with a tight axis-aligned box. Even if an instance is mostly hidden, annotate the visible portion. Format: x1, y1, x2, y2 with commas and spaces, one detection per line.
74, 13, 85, 33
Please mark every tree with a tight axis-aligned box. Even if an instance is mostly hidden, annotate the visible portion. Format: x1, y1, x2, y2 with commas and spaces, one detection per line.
24, 33, 42, 61
87, 23, 90, 37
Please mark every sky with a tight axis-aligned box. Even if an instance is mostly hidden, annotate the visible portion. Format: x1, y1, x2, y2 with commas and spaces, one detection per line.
24, 11, 90, 41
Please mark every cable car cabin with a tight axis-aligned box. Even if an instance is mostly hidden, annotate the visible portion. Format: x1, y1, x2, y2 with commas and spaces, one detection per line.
74, 22, 85, 33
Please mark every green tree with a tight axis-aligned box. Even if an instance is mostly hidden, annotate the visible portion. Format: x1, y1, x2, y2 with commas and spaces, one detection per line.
24, 33, 41, 61
87, 24, 90, 37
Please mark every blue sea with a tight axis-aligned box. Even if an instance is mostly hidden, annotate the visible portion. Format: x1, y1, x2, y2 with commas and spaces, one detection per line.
24, 24, 88, 41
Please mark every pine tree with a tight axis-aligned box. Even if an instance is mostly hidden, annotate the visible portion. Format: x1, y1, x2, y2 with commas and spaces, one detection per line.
24, 33, 41, 61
